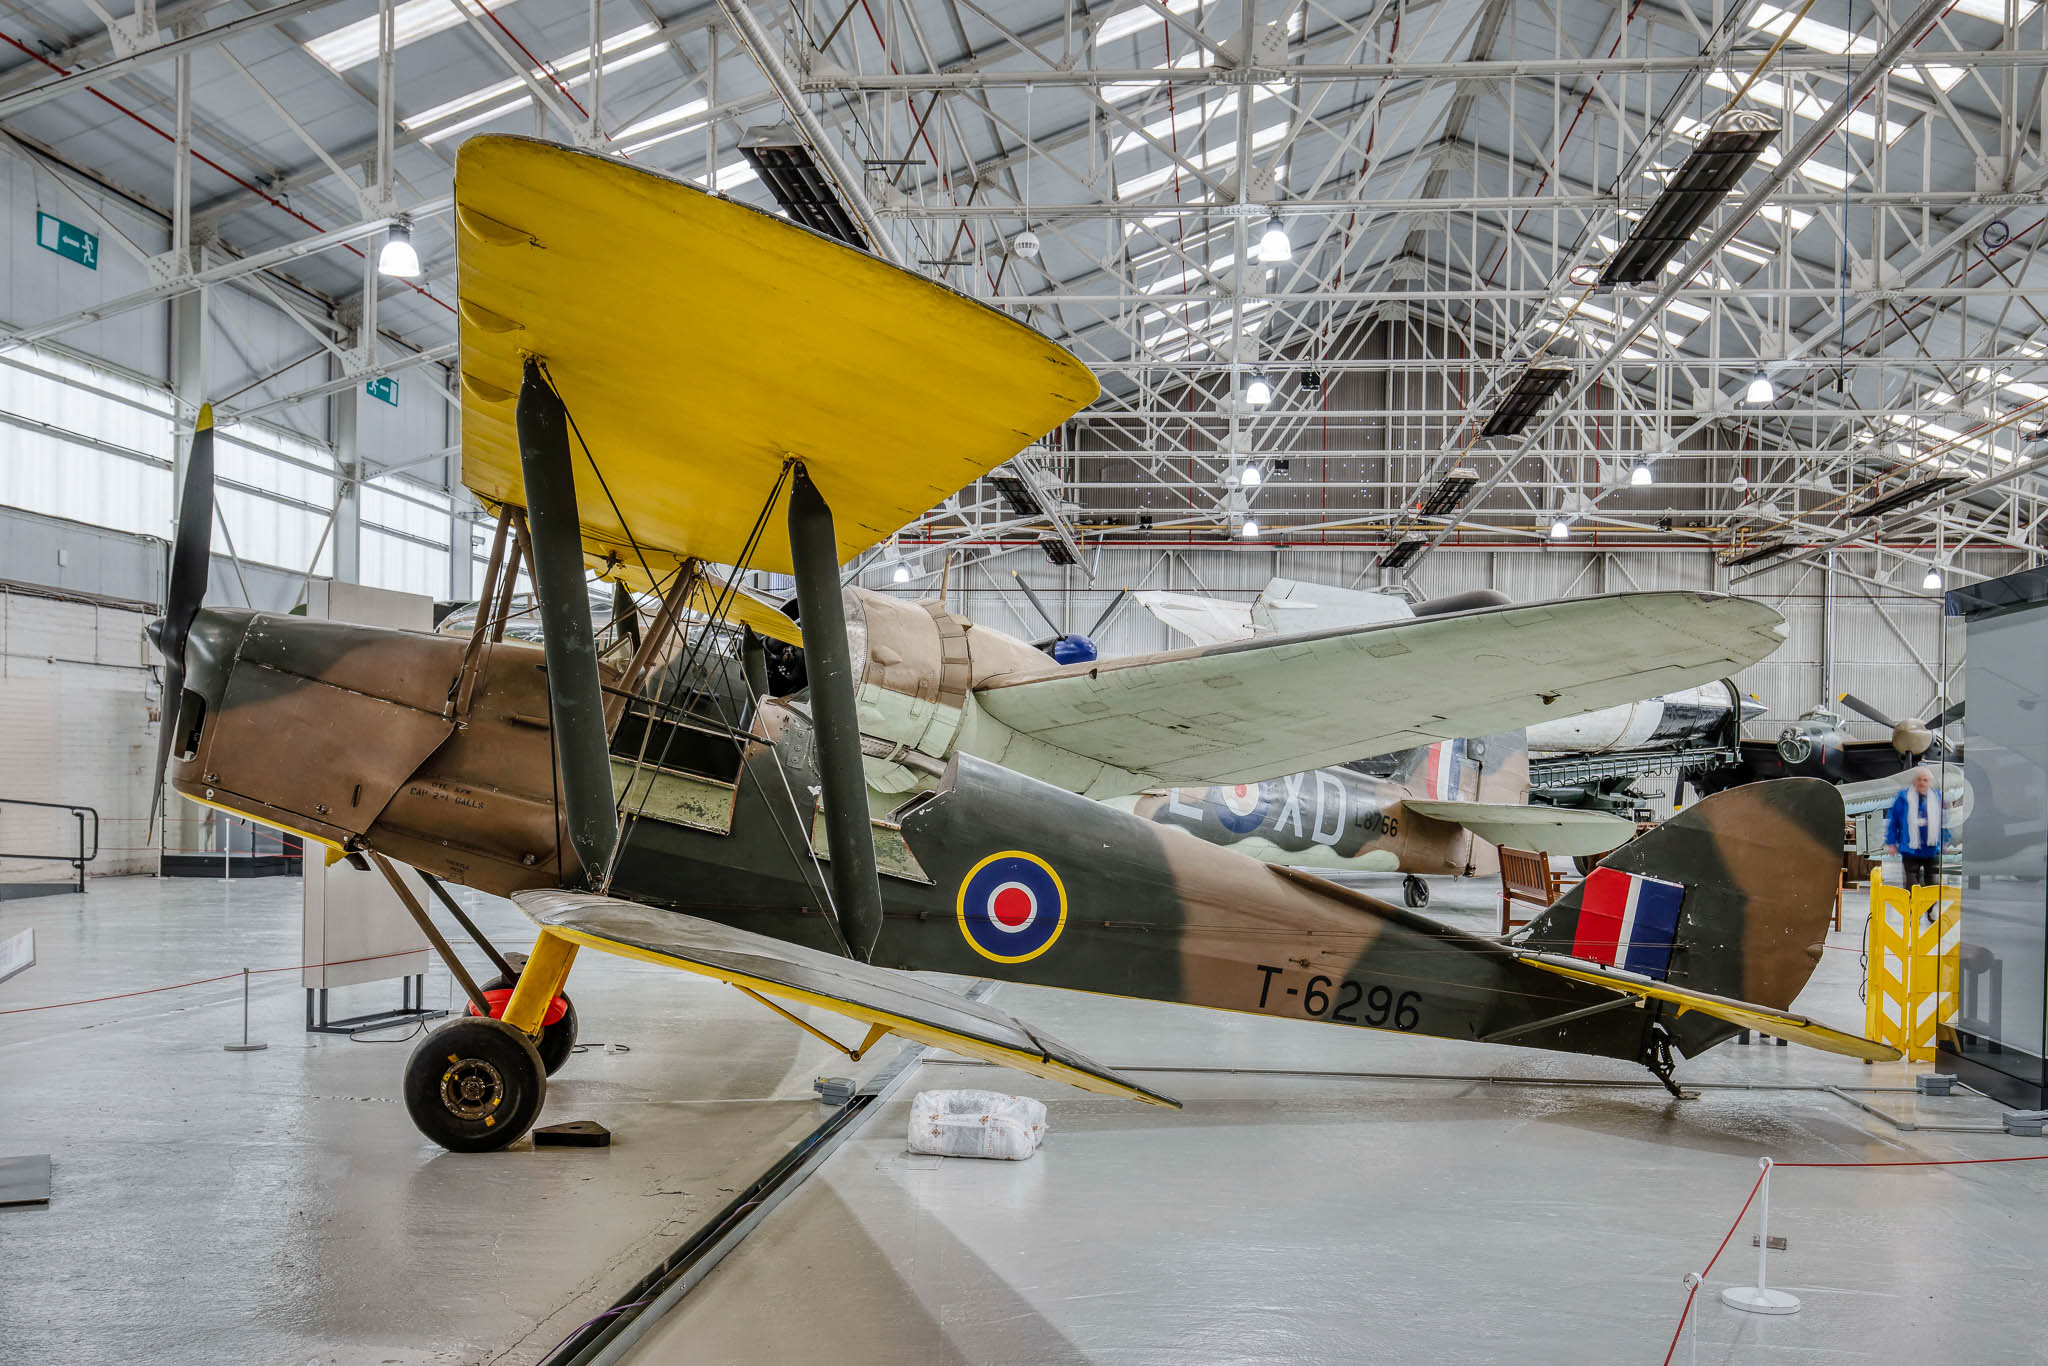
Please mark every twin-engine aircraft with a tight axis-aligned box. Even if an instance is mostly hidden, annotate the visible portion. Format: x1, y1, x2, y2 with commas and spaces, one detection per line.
152, 138, 1894, 1152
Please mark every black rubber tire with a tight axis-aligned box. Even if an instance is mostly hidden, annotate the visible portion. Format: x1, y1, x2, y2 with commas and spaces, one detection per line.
477, 971, 578, 1077
404, 1017, 547, 1153
1402, 876, 1430, 909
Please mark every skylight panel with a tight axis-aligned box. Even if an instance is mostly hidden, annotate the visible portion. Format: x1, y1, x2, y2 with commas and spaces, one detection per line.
619, 97, 711, 141
1144, 252, 1235, 293
1745, 5, 1963, 88
1111, 88, 1285, 158
691, 161, 760, 192
308, 0, 527, 75
1113, 96, 1222, 157
1095, 0, 1200, 48
1569, 299, 1686, 346
1756, 203, 1815, 231
1114, 119, 1289, 198
1102, 51, 1204, 103
403, 21, 656, 131
1947, 0, 2041, 22
415, 47, 668, 145
1704, 72, 1910, 143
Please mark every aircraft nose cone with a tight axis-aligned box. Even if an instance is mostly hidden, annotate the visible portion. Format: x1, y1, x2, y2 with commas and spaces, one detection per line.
145, 616, 167, 653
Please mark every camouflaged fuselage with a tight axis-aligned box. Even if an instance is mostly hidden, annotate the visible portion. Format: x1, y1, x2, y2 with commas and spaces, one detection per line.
168, 608, 1842, 1071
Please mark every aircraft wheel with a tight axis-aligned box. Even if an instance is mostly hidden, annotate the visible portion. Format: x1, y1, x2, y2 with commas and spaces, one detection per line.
1403, 875, 1430, 909
474, 971, 578, 1076
404, 1017, 546, 1153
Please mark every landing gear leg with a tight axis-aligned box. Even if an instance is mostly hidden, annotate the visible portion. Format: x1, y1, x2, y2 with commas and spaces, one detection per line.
1642, 1021, 1684, 1100
1402, 875, 1431, 909
472, 970, 578, 1076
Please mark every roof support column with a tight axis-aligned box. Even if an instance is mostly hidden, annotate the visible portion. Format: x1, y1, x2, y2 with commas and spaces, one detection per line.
516, 358, 617, 886
331, 384, 361, 584
786, 464, 886, 962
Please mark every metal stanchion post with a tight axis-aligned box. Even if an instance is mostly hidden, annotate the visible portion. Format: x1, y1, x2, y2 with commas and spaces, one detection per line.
223, 967, 268, 1052
1721, 1157, 1799, 1314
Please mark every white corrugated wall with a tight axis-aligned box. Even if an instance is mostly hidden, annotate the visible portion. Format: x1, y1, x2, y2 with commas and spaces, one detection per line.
0, 589, 156, 883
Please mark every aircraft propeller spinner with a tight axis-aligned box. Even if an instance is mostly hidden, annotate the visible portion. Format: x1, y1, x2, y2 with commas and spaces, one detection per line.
147, 403, 216, 834
1009, 570, 1128, 665
1836, 692, 1964, 759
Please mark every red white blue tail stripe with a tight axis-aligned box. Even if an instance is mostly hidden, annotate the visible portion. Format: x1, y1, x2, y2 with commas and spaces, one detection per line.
1422, 740, 1465, 799
1571, 867, 1685, 979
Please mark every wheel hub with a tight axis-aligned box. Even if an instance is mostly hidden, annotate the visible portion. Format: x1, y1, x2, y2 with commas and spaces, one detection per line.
441, 1057, 504, 1120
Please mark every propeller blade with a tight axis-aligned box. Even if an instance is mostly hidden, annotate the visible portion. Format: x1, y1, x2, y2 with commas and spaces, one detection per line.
1926, 700, 1965, 731
1835, 692, 1897, 728
150, 404, 216, 836
1086, 587, 1131, 641
1009, 571, 1061, 637
148, 659, 185, 836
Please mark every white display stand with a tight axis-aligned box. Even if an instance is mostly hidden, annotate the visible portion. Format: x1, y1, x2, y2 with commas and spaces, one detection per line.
300, 582, 440, 1032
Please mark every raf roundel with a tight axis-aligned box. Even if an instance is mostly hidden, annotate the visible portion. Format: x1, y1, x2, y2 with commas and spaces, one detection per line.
956, 851, 1068, 963
1211, 782, 1269, 834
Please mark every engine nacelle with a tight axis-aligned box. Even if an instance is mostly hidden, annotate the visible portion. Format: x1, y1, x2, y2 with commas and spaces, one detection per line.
843, 587, 1048, 793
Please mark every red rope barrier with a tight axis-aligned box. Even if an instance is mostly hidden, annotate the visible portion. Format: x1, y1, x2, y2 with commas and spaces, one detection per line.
1777, 1154, 2048, 1168
1662, 1166, 1767, 1366
0, 947, 430, 1015
1663, 1150, 2048, 1360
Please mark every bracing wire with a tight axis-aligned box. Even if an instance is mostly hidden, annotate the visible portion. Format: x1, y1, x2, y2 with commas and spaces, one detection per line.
529, 373, 846, 944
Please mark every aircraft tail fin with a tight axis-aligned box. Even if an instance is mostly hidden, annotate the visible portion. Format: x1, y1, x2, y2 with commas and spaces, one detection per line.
1473, 729, 1530, 805
1516, 778, 1844, 1020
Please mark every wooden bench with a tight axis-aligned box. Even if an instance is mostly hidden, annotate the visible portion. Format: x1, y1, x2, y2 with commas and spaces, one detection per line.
1499, 847, 1575, 935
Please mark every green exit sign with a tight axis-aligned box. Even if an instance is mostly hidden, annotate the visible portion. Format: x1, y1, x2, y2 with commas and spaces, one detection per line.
36, 212, 97, 270
365, 375, 400, 406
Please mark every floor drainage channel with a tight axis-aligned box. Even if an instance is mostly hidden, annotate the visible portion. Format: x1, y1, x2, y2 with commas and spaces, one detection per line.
538, 982, 992, 1366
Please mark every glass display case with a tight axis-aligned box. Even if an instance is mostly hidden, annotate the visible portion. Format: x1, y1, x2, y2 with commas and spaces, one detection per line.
1939, 566, 2048, 1108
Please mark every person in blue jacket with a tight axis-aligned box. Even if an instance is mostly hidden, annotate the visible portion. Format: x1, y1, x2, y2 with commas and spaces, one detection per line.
1885, 767, 1950, 888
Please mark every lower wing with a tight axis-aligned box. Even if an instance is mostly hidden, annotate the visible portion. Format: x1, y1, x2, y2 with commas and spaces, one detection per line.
513, 889, 1179, 1107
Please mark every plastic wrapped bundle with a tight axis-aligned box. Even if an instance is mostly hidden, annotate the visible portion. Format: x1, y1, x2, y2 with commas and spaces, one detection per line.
907, 1090, 1048, 1160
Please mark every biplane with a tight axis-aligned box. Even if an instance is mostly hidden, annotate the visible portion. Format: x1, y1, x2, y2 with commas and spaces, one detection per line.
151, 137, 1895, 1152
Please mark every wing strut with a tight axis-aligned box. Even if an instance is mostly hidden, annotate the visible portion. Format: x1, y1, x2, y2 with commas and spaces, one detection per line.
788, 463, 887, 961
516, 358, 618, 885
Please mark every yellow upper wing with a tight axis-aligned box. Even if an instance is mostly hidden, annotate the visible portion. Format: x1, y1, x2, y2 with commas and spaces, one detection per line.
455, 136, 1098, 577
685, 570, 801, 647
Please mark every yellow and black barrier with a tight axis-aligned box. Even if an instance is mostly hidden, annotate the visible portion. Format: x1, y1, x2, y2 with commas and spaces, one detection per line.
1863, 870, 1961, 1062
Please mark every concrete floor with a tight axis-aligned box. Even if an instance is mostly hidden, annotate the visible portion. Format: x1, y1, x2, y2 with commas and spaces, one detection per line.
0, 874, 912, 1366
626, 873, 2048, 1366
3, 871, 2042, 1365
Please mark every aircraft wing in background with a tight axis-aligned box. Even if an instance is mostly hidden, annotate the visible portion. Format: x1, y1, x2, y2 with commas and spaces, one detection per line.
973, 592, 1788, 792
1402, 800, 1636, 857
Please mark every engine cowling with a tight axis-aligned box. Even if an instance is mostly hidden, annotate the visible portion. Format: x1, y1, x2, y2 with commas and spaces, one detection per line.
842, 587, 1047, 793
